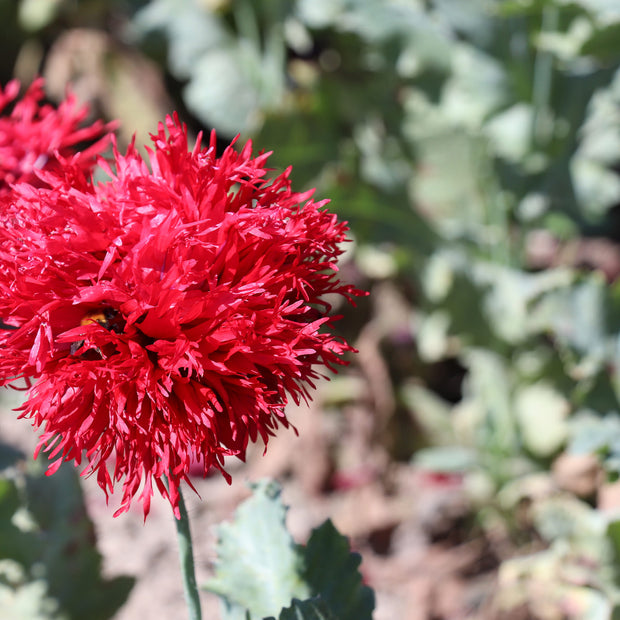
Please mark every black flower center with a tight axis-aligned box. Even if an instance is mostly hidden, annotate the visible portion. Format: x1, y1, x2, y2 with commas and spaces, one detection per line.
71, 307, 126, 358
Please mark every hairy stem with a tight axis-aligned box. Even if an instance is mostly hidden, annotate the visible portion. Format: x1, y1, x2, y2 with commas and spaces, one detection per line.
175, 488, 203, 620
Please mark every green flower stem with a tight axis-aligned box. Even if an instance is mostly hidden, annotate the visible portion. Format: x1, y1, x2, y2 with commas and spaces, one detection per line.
175, 488, 203, 620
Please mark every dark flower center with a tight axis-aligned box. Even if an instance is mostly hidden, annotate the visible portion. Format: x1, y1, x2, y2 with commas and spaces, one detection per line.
80, 307, 125, 334
71, 307, 126, 359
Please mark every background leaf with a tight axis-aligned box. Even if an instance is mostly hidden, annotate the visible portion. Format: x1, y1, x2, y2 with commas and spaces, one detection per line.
0, 446, 133, 620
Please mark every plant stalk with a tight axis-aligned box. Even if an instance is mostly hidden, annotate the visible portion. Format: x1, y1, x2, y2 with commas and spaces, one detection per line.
175, 488, 203, 620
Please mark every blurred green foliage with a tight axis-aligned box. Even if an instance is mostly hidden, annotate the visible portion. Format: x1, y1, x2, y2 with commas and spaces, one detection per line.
0, 439, 133, 620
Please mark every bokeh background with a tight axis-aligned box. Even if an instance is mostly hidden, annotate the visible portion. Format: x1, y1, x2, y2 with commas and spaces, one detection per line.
4, 0, 620, 618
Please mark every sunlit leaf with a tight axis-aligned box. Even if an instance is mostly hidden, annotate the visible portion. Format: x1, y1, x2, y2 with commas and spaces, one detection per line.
206, 483, 374, 620
205, 480, 310, 620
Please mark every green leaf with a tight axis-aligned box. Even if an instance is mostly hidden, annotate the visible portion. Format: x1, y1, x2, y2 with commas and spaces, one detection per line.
300, 520, 375, 620
414, 446, 478, 473
263, 597, 337, 620
606, 519, 620, 560
134, 0, 286, 135
514, 383, 569, 457
568, 411, 620, 476
326, 180, 437, 260
206, 483, 375, 620
256, 109, 341, 190
18, 0, 64, 31
0, 574, 64, 620
406, 127, 494, 239
400, 382, 455, 445
133, 0, 228, 78
277, 597, 337, 620
204, 480, 310, 619
0, 453, 134, 620
0, 477, 39, 567
580, 21, 620, 61
0, 440, 24, 472
183, 38, 285, 136
24, 459, 134, 620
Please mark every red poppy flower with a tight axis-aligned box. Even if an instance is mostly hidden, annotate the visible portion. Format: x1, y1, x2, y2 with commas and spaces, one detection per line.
0, 78, 112, 193
0, 114, 362, 517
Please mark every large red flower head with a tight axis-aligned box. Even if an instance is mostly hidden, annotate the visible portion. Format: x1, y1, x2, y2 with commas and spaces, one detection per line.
0, 78, 112, 193
0, 114, 362, 517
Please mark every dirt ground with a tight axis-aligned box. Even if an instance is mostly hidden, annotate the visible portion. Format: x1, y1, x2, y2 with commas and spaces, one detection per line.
1, 380, 504, 620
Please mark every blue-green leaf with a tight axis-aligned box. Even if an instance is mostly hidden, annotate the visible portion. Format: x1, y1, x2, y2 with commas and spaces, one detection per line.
204, 480, 310, 620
